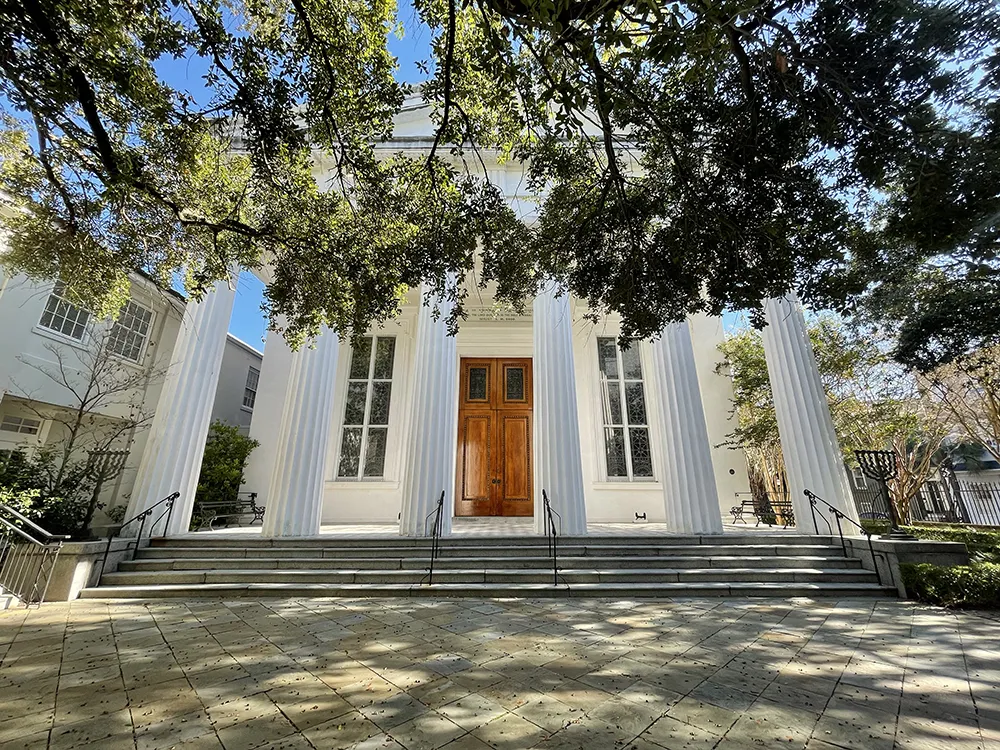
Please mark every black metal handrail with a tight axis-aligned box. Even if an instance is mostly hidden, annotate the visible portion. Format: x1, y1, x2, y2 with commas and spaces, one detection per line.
0, 503, 70, 606
99, 491, 180, 577
804, 489, 890, 588
541, 490, 562, 587
421, 491, 445, 585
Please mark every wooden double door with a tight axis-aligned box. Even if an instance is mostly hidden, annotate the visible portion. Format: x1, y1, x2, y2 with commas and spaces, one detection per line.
455, 358, 533, 517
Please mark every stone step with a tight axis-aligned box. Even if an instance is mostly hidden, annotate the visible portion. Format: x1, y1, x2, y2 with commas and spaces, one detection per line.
118, 554, 864, 572
136, 543, 846, 560
80, 580, 894, 599
151, 533, 838, 548
99, 567, 880, 586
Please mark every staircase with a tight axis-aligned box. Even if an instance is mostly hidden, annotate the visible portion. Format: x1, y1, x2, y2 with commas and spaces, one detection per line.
82, 533, 895, 599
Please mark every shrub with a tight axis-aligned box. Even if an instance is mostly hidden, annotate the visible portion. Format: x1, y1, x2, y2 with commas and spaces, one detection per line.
901, 562, 1000, 609
860, 519, 891, 536
192, 422, 259, 529
105, 504, 128, 524
0, 452, 90, 536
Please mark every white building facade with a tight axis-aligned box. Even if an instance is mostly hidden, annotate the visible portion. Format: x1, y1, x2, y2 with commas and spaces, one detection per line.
125, 99, 860, 537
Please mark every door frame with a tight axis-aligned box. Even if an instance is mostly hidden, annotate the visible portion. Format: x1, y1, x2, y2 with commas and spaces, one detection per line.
455, 357, 533, 517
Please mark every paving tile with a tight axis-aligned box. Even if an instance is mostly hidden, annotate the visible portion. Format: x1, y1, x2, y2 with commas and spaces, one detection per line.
360, 691, 431, 730
302, 711, 384, 749
216, 711, 299, 749
1, 598, 996, 750
471, 712, 547, 749
386, 711, 467, 750
667, 695, 742, 736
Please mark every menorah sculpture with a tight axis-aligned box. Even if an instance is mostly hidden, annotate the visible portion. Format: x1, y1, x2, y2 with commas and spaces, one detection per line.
855, 449, 916, 540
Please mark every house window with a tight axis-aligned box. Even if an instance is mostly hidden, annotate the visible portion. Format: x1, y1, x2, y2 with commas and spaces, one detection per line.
338, 336, 396, 479
38, 282, 90, 341
108, 300, 153, 362
597, 338, 653, 479
0, 415, 41, 435
243, 367, 260, 409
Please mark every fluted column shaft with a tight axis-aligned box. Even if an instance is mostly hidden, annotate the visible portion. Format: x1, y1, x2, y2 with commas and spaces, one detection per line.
399, 288, 458, 537
128, 278, 236, 535
533, 285, 587, 535
243, 328, 294, 507
651, 321, 724, 534
763, 295, 858, 531
261, 329, 339, 537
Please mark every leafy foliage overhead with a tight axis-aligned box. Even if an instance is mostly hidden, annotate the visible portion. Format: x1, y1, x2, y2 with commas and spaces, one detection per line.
1, 0, 998, 352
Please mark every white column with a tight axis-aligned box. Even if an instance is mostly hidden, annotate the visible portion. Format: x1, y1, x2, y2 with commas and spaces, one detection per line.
763, 295, 858, 531
650, 321, 724, 534
128, 278, 236, 535
261, 329, 340, 537
243, 328, 294, 507
399, 288, 459, 537
533, 285, 587, 536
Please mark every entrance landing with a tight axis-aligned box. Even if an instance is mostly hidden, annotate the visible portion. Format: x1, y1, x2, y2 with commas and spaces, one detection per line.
172, 519, 802, 540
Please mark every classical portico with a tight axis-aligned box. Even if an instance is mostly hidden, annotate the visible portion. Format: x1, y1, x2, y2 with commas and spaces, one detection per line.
125, 96, 860, 538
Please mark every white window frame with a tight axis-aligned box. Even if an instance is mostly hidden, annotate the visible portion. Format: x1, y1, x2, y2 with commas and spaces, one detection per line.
596, 337, 655, 481
37, 282, 91, 342
107, 299, 154, 363
243, 366, 260, 410
0, 415, 42, 435
336, 335, 396, 481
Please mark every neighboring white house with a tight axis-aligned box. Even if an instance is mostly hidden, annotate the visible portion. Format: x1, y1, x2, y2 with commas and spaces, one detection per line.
210, 334, 263, 436
0, 265, 260, 520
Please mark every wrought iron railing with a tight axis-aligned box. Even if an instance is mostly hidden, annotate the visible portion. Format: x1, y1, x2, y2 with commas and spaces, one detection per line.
805, 489, 889, 588
99, 491, 179, 578
0, 503, 70, 606
852, 481, 1000, 527
541, 490, 562, 587
421, 491, 445, 585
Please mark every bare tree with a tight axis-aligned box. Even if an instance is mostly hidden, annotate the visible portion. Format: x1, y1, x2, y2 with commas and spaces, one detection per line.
10, 323, 165, 532
927, 346, 1000, 464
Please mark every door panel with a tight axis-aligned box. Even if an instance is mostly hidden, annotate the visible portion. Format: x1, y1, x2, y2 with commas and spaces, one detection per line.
456, 357, 533, 517
498, 360, 532, 409
499, 413, 532, 515
455, 412, 494, 517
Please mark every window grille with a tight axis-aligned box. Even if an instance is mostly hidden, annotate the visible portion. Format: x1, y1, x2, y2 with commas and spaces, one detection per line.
597, 338, 653, 480
38, 282, 90, 340
108, 300, 153, 362
337, 336, 396, 479
243, 367, 260, 409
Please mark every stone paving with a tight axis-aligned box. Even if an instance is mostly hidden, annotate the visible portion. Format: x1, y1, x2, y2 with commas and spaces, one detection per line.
0, 597, 996, 750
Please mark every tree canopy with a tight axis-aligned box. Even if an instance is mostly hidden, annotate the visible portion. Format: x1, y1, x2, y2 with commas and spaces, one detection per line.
1, 0, 998, 353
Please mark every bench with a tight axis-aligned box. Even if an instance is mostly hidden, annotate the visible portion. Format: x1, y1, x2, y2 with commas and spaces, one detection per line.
196, 493, 265, 530
730, 496, 795, 528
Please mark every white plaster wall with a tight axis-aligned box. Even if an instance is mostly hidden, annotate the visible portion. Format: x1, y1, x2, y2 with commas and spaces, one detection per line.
310, 293, 744, 526
572, 313, 666, 523
321, 312, 418, 523
688, 313, 752, 518
210, 335, 262, 435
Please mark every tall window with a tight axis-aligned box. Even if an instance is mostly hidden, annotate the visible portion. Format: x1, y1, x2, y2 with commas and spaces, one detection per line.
38, 282, 90, 341
597, 338, 653, 479
338, 336, 396, 479
108, 300, 153, 362
243, 366, 260, 409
